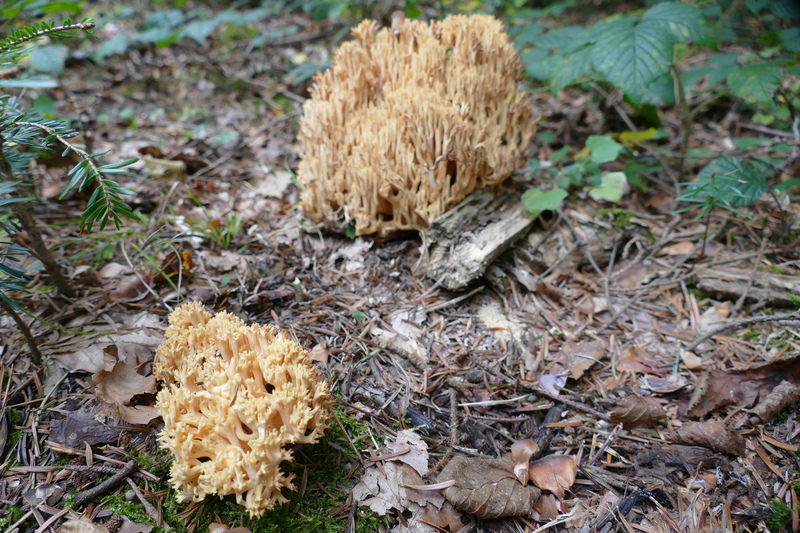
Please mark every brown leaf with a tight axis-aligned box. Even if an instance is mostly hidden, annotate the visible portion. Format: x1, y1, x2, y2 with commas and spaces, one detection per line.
532, 493, 561, 522
671, 420, 745, 455
58, 518, 109, 533
93, 347, 159, 425
616, 345, 665, 376
116, 517, 154, 533
437, 456, 540, 519
686, 353, 800, 418
209, 523, 251, 533
527, 455, 577, 500
610, 395, 666, 429
560, 339, 607, 380
658, 241, 694, 256
308, 343, 329, 364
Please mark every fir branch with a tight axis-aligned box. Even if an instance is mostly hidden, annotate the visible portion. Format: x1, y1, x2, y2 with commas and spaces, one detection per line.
0, 21, 95, 53
13, 121, 136, 231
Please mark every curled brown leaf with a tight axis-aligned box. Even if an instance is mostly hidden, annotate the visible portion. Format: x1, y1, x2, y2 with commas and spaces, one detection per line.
610, 395, 665, 429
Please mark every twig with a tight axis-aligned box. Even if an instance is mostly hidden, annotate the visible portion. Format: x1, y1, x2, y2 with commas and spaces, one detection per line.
430, 389, 458, 475
520, 381, 611, 422
126, 478, 171, 531
685, 308, 800, 353
730, 230, 770, 317
73, 460, 138, 507
0, 297, 41, 365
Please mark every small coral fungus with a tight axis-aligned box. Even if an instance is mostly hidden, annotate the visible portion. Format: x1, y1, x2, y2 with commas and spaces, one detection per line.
154, 301, 332, 516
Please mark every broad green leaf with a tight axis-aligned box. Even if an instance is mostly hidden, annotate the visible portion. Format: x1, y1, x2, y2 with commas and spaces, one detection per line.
588, 172, 627, 202
631, 72, 676, 106
551, 45, 594, 91
591, 18, 676, 98
522, 48, 560, 80
779, 28, 800, 52
522, 188, 568, 213
642, 2, 707, 42
510, 22, 544, 48
679, 157, 766, 207
181, 18, 221, 44
774, 179, 800, 193
728, 61, 783, 102
683, 53, 739, 88
586, 135, 623, 164
532, 26, 584, 50
29, 44, 68, 75
96, 35, 131, 60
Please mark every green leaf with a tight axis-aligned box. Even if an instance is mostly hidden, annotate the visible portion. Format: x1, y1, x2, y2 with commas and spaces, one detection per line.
522, 48, 559, 80
522, 188, 568, 213
779, 28, 800, 52
588, 172, 627, 202
551, 45, 594, 91
619, 128, 658, 145
96, 35, 131, 60
509, 22, 544, 48
591, 18, 676, 98
774, 179, 800, 193
28, 44, 69, 75
728, 61, 784, 102
678, 157, 767, 207
532, 26, 584, 50
683, 53, 739, 88
181, 18, 221, 44
586, 135, 623, 164
641, 2, 707, 42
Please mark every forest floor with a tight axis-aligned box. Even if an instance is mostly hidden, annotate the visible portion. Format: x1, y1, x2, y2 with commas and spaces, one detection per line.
2, 4, 800, 533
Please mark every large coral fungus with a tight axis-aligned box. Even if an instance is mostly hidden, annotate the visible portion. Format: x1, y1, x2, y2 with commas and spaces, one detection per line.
154, 301, 332, 517
298, 14, 536, 237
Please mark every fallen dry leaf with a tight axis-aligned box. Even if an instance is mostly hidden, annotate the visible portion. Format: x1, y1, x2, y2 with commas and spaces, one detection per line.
352, 430, 443, 532
532, 493, 562, 522
697, 301, 730, 333
437, 456, 540, 519
658, 241, 695, 256
686, 353, 800, 418
528, 455, 577, 500
610, 395, 666, 429
93, 346, 159, 425
308, 343, 329, 364
49, 404, 123, 448
560, 339, 607, 380
58, 518, 108, 533
116, 517, 154, 533
671, 419, 745, 455
209, 523, 252, 533
640, 374, 688, 394
617, 345, 665, 376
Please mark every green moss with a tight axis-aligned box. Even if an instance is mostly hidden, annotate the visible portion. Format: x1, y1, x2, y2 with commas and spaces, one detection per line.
596, 207, 635, 231
0, 504, 27, 529
98, 492, 156, 526
766, 498, 792, 532
137, 404, 389, 533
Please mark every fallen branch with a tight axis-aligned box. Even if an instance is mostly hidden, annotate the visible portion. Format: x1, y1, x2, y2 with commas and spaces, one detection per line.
73, 460, 137, 507
685, 308, 800, 353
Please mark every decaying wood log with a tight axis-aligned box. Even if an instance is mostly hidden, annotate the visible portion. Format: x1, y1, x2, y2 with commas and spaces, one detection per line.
426, 189, 537, 290
695, 265, 800, 305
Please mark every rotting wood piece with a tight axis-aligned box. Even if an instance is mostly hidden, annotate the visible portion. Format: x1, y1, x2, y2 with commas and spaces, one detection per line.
426, 189, 537, 290
695, 265, 800, 305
